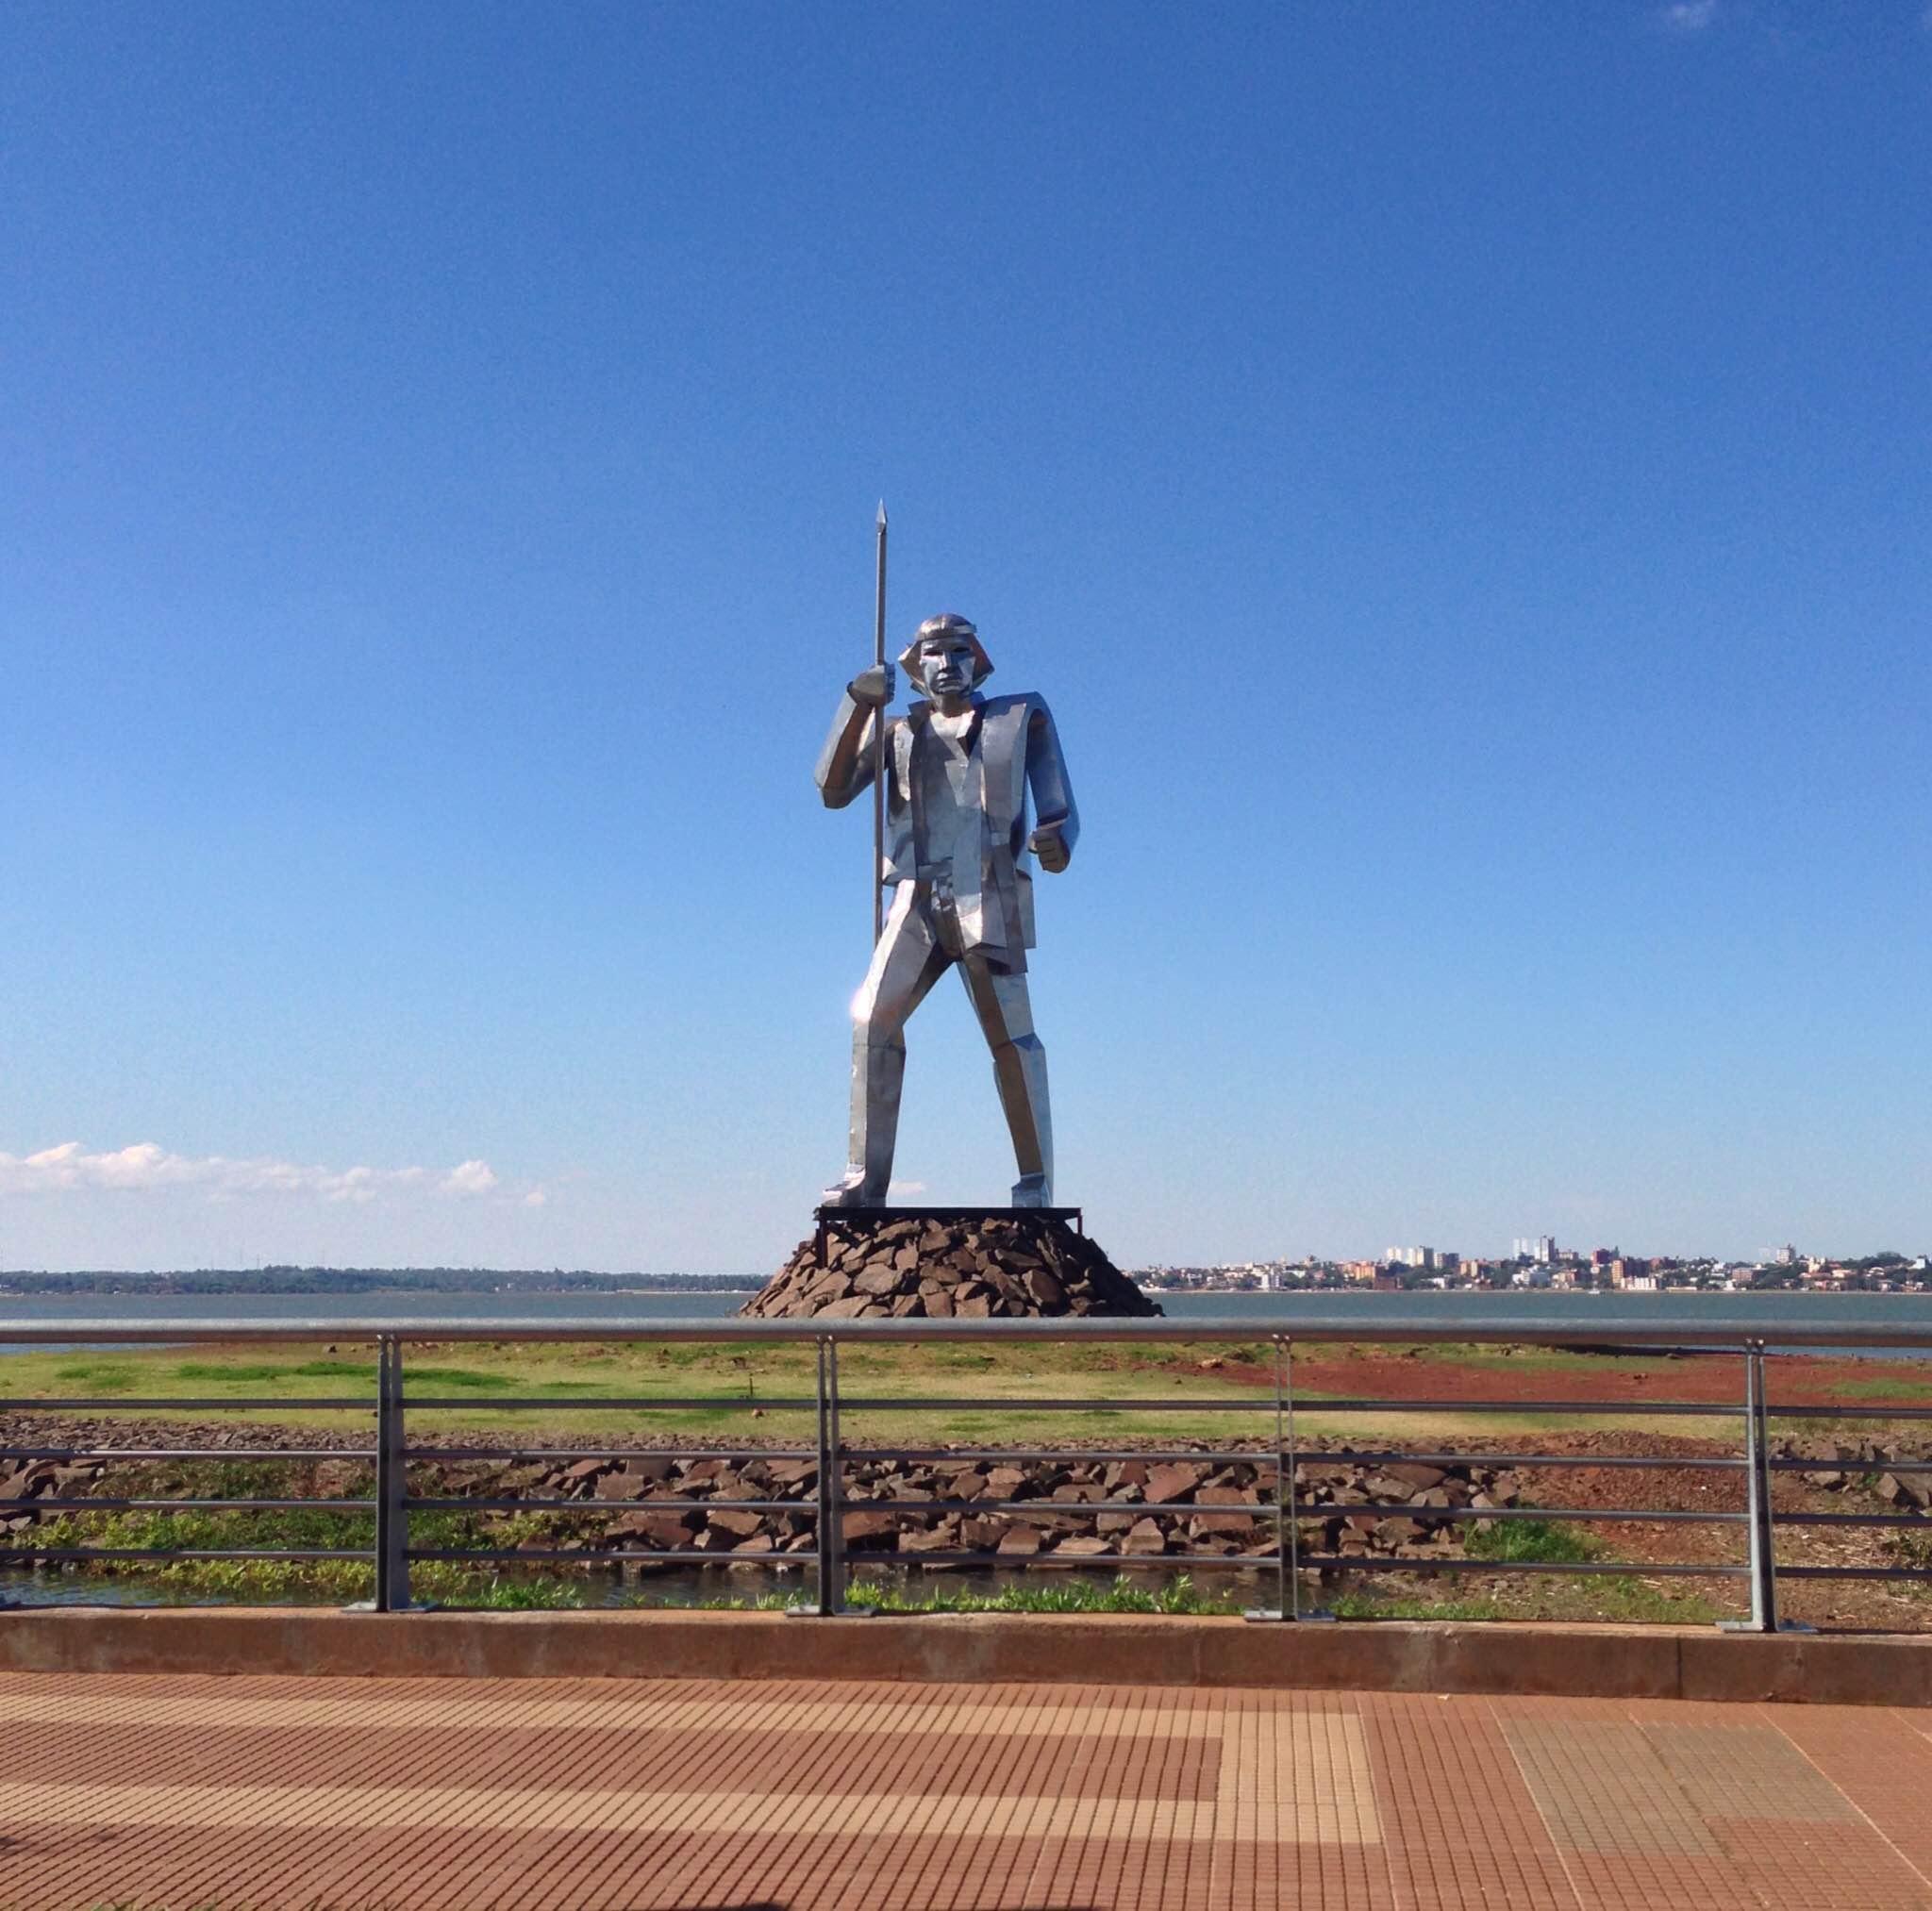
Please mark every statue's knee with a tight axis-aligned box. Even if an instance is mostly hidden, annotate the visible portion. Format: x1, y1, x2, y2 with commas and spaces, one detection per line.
855, 1011, 906, 1052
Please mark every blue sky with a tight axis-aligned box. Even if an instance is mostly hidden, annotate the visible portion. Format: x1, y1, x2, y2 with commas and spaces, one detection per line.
3, 2, 1926, 1273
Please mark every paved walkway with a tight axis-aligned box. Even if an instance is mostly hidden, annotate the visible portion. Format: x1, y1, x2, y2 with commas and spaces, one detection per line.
0, 1672, 1929, 1908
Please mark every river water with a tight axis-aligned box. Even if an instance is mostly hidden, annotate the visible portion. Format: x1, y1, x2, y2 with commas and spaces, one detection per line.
1, 1286, 1929, 1353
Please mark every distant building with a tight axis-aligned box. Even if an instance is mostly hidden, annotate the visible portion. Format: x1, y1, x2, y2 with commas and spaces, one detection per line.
1512, 1236, 1557, 1265
1383, 1246, 1459, 1272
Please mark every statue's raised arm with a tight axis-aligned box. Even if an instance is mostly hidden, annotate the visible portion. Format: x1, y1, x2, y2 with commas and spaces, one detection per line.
814, 662, 895, 809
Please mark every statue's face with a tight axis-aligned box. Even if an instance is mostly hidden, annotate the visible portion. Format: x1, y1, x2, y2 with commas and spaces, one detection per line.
914, 634, 978, 699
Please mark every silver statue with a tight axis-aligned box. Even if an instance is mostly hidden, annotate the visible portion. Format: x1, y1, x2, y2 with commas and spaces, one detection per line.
817, 612, 1079, 1208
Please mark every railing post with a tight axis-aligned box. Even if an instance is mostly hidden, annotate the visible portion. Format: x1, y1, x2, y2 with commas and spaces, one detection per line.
374, 1336, 410, 1613
1722, 1339, 1781, 1635
1286, 1335, 1332, 1621
1749, 1338, 1811, 1633
1246, 1334, 1328, 1621
1246, 1335, 1288, 1621
792, 1335, 841, 1617
821, 1337, 843, 1615
1745, 1341, 1774, 1632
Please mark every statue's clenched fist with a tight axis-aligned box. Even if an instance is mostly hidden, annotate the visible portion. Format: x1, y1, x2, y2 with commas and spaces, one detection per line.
1029, 822, 1072, 872
848, 662, 895, 708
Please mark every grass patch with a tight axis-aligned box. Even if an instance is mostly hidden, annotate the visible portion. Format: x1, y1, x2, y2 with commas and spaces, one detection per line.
1329, 1591, 1512, 1621
674, 1572, 1245, 1618
1799, 1373, 1932, 1404
50, 1362, 139, 1392
6, 1338, 1771, 1448
413, 1567, 591, 1610
404, 1368, 516, 1391
1465, 1516, 1597, 1566
1327, 1571, 1724, 1626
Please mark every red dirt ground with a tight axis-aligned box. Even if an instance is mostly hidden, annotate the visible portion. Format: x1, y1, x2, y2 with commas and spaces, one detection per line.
1191, 1343, 1930, 1408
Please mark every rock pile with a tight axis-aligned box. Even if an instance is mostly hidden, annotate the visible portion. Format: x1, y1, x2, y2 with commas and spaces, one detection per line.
0, 1455, 107, 1532
440, 1450, 1525, 1566
0, 1439, 1531, 1567
741, 1211, 1160, 1320
1780, 1435, 1932, 1509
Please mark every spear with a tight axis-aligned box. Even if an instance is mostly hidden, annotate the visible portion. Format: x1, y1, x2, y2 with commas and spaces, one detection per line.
871, 499, 889, 945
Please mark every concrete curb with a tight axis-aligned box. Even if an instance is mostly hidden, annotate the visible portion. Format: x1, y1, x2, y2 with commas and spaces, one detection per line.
2, 1607, 1928, 1703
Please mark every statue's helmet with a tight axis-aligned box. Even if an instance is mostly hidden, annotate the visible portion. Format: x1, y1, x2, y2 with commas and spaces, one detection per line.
899, 612, 993, 690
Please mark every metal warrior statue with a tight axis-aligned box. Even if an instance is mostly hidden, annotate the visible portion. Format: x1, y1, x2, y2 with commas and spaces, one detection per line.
816, 609, 1079, 1210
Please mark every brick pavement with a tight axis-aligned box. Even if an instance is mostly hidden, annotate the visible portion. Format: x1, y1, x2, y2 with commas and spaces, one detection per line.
0, 1672, 1927, 1908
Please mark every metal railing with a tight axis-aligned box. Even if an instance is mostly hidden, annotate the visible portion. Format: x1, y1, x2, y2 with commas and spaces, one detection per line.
3, 1312, 1929, 1630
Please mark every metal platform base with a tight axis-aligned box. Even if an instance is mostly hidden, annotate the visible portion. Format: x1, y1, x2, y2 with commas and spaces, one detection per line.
813, 1205, 1084, 1229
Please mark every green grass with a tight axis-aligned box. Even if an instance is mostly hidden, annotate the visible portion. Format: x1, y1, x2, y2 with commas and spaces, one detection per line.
1464, 1516, 1598, 1566
6, 1471, 606, 1611
170, 1359, 376, 1384
1790, 1372, 1932, 1404
1327, 1591, 1514, 1621
404, 1367, 516, 1391
668, 1572, 1244, 1617
8, 1337, 1845, 1448
52, 1361, 141, 1391
848, 1571, 1239, 1616
0, 1339, 1246, 1421
1328, 1573, 1725, 1626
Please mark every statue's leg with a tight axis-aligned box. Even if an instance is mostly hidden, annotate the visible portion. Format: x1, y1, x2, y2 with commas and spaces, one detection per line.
958, 958, 1053, 1208
823, 889, 949, 1206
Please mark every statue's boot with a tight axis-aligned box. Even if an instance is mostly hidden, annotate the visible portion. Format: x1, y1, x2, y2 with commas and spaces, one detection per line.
818, 1169, 875, 1208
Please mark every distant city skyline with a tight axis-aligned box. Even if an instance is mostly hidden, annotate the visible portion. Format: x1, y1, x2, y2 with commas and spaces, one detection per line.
4, 6, 1927, 1274
1, 1191, 1922, 1284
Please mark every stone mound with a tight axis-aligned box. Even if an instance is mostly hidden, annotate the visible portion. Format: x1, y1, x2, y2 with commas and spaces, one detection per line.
741, 1211, 1161, 1320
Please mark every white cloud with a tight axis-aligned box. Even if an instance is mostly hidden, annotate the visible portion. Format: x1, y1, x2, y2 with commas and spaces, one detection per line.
522, 1188, 549, 1208
886, 1179, 927, 1197
440, 1159, 498, 1198
1659, 0, 1720, 30
0, 1142, 533, 1209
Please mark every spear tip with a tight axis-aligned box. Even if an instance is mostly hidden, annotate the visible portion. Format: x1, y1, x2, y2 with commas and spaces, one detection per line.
876, 498, 888, 529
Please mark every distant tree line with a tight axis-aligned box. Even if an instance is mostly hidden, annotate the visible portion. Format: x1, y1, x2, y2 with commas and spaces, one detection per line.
0, 1265, 762, 1296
